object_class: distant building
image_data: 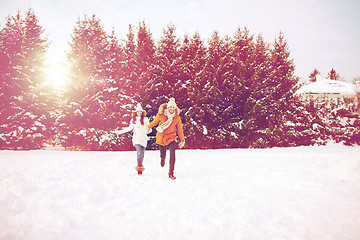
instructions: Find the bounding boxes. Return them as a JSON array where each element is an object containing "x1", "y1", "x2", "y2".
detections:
[
  {"x1": 296, "y1": 75, "x2": 358, "y2": 105},
  {"x1": 355, "y1": 80, "x2": 360, "y2": 98}
]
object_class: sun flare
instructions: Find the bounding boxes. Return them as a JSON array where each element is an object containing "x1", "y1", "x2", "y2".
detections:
[
  {"x1": 45, "y1": 46, "x2": 69, "y2": 88},
  {"x1": 45, "y1": 62, "x2": 69, "y2": 88}
]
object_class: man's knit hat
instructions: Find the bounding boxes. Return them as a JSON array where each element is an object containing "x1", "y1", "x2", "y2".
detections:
[{"x1": 167, "y1": 98, "x2": 177, "y2": 108}]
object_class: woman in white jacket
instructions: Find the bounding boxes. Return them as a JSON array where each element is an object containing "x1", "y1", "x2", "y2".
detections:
[{"x1": 119, "y1": 103, "x2": 150, "y2": 175}]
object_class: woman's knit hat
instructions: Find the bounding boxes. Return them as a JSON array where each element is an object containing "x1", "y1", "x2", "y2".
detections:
[
  {"x1": 134, "y1": 103, "x2": 144, "y2": 112},
  {"x1": 167, "y1": 98, "x2": 177, "y2": 108}
]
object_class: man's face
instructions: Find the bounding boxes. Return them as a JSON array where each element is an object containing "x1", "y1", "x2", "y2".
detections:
[{"x1": 168, "y1": 106, "x2": 176, "y2": 114}]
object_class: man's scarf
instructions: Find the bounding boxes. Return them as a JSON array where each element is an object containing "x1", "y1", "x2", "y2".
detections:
[{"x1": 156, "y1": 108, "x2": 176, "y2": 133}]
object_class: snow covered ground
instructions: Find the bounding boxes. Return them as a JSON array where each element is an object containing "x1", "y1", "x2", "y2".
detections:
[{"x1": 1, "y1": 145, "x2": 360, "y2": 240}]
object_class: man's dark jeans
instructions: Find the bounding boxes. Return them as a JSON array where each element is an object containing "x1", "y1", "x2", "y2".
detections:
[{"x1": 159, "y1": 141, "x2": 176, "y2": 175}]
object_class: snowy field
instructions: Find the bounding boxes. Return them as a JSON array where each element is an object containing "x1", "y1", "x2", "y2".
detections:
[{"x1": 1, "y1": 145, "x2": 360, "y2": 240}]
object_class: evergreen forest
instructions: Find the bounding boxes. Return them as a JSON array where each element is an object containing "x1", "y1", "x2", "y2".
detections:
[{"x1": 1, "y1": 10, "x2": 359, "y2": 150}]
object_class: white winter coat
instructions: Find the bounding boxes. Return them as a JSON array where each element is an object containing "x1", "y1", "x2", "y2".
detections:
[{"x1": 119, "y1": 117, "x2": 150, "y2": 148}]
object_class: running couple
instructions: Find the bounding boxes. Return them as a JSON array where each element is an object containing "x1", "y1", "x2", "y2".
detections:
[{"x1": 119, "y1": 98, "x2": 185, "y2": 180}]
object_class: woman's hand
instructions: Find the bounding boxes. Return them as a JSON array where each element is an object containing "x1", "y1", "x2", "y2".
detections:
[{"x1": 179, "y1": 141, "x2": 185, "y2": 148}]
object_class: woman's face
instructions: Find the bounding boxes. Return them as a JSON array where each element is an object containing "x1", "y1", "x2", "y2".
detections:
[{"x1": 136, "y1": 111, "x2": 142, "y2": 117}]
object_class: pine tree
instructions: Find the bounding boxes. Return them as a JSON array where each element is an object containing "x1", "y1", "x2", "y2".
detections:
[
  {"x1": 96, "y1": 29, "x2": 129, "y2": 129},
  {"x1": 66, "y1": 15, "x2": 109, "y2": 100},
  {"x1": 0, "y1": 12, "x2": 24, "y2": 149},
  {"x1": 261, "y1": 32, "x2": 300, "y2": 147},
  {"x1": 328, "y1": 68, "x2": 340, "y2": 80},
  {"x1": 121, "y1": 25, "x2": 138, "y2": 99},
  {"x1": 121, "y1": 22, "x2": 155, "y2": 102},
  {"x1": 309, "y1": 68, "x2": 320, "y2": 82},
  {"x1": 143, "y1": 23, "x2": 181, "y2": 117},
  {"x1": 135, "y1": 21, "x2": 156, "y2": 101},
  {"x1": 61, "y1": 14, "x2": 134, "y2": 150},
  {"x1": 179, "y1": 32, "x2": 207, "y2": 105},
  {"x1": 177, "y1": 32, "x2": 207, "y2": 148},
  {"x1": 196, "y1": 27, "x2": 257, "y2": 148},
  {"x1": 23, "y1": 9, "x2": 54, "y2": 146},
  {"x1": 241, "y1": 34, "x2": 271, "y2": 147},
  {"x1": 225, "y1": 27, "x2": 257, "y2": 147},
  {"x1": 189, "y1": 32, "x2": 235, "y2": 148},
  {"x1": 0, "y1": 9, "x2": 50, "y2": 149}
]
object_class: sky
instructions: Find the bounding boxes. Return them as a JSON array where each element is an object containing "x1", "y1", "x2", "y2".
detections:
[{"x1": 1, "y1": 0, "x2": 360, "y2": 82}]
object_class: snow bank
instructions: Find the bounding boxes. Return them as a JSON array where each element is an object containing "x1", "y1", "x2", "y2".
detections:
[
  {"x1": 1, "y1": 145, "x2": 360, "y2": 240},
  {"x1": 331, "y1": 158, "x2": 360, "y2": 180}
]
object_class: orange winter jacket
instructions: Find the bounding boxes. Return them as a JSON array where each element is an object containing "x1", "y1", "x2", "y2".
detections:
[{"x1": 148, "y1": 103, "x2": 185, "y2": 146}]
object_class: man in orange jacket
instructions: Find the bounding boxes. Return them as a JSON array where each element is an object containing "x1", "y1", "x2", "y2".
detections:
[{"x1": 147, "y1": 98, "x2": 185, "y2": 180}]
